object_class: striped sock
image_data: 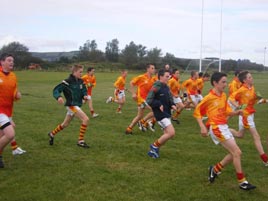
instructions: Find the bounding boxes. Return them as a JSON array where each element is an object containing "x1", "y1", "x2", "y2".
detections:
[
  {"x1": 51, "y1": 125, "x2": 63, "y2": 136},
  {"x1": 11, "y1": 141, "x2": 18, "y2": 151},
  {"x1": 237, "y1": 172, "x2": 246, "y2": 183},
  {"x1": 78, "y1": 124, "x2": 87, "y2": 142},
  {"x1": 153, "y1": 140, "x2": 161, "y2": 148},
  {"x1": 213, "y1": 162, "x2": 223, "y2": 174}
]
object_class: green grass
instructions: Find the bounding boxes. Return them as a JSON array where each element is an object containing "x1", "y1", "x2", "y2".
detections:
[{"x1": 1, "y1": 71, "x2": 268, "y2": 201}]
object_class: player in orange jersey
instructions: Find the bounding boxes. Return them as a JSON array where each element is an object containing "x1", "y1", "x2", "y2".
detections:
[
  {"x1": 125, "y1": 63, "x2": 156, "y2": 134},
  {"x1": 228, "y1": 70, "x2": 242, "y2": 96},
  {"x1": 0, "y1": 53, "x2": 26, "y2": 168},
  {"x1": 106, "y1": 70, "x2": 128, "y2": 113},
  {"x1": 168, "y1": 68, "x2": 185, "y2": 124},
  {"x1": 0, "y1": 64, "x2": 26, "y2": 156},
  {"x1": 196, "y1": 72, "x2": 210, "y2": 97},
  {"x1": 228, "y1": 71, "x2": 268, "y2": 166},
  {"x1": 194, "y1": 72, "x2": 256, "y2": 190},
  {"x1": 182, "y1": 71, "x2": 201, "y2": 109},
  {"x1": 82, "y1": 67, "x2": 99, "y2": 118}
]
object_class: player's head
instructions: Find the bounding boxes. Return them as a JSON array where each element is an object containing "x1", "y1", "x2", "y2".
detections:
[
  {"x1": 172, "y1": 68, "x2": 180, "y2": 78},
  {"x1": 238, "y1": 70, "x2": 250, "y2": 83},
  {"x1": 210, "y1": 72, "x2": 227, "y2": 86},
  {"x1": 146, "y1": 63, "x2": 156, "y2": 75},
  {"x1": 158, "y1": 68, "x2": 170, "y2": 84},
  {"x1": 71, "y1": 64, "x2": 83, "y2": 78},
  {"x1": 0, "y1": 53, "x2": 14, "y2": 70}
]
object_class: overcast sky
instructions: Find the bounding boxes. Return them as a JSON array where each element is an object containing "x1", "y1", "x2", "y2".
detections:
[{"x1": 1, "y1": 0, "x2": 268, "y2": 65}]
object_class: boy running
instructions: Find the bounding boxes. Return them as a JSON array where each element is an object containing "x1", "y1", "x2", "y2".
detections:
[
  {"x1": 106, "y1": 70, "x2": 128, "y2": 113},
  {"x1": 228, "y1": 71, "x2": 268, "y2": 166},
  {"x1": 194, "y1": 72, "x2": 256, "y2": 190},
  {"x1": 82, "y1": 67, "x2": 99, "y2": 118},
  {"x1": 147, "y1": 69, "x2": 177, "y2": 158},
  {"x1": 48, "y1": 65, "x2": 90, "y2": 148}
]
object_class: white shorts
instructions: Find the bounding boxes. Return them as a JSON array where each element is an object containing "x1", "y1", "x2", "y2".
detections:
[
  {"x1": 86, "y1": 95, "x2": 92, "y2": 100},
  {"x1": 66, "y1": 106, "x2": 81, "y2": 116},
  {"x1": 117, "y1": 90, "x2": 125, "y2": 99},
  {"x1": 157, "y1": 118, "x2": 172, "y2": 129},
  {"x1": 239, "y1": 114, "x2": 255, "y2": 130},
  {"x1": 209, "y1": 124, "x2": 234, "y2": 145},
  {"x1": 190, "y1": 94, "x2": 203, "y2": 105},
  {"x1": 0, "y1": 114, "x2": 11, "y2": 129},
  {"x1": 173, "y1": 96, "x2": 182, "y2": 104}
]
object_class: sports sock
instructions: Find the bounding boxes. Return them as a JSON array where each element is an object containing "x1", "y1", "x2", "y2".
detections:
[
  {"x1": 260, "y1": 153, "x2": 268, "y2": 163},
  {"x1": 11, "y1": 141, "x2": 18, "y2": 151},
  {"x1": 236, "y1": 172, "x2": 246, "y2": 183},
  {"x1": 78, "y1": 124, "x2": 87, "y2": 141},
  {"x1": 153, "y1": 140, "x2": 161, "y2": 148},
  {"x1": 90, "y1": 110, "x2": 94, "y2": 115},
  {"x1": 172, "y1": 111, "x2": 181, "y2": 119},
  {"x1": 51, "y1": 125, "x2": 63, "y2": 136},
  {"x1": 213, "y1": 162, "x2": 223, "y2": 174}
]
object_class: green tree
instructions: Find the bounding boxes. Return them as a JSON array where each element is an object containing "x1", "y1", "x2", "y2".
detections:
[
  {"x1": 0, "y1": 41, "x2": 42, "y2": 69},
  {"x1": 120, "y1": 41, "x2": 139, "y2": 67},
  {"x1": 105, "y1": 39, "x2": 119, "y2": 62},
  {"x1": 146, "y1": 47, "x2": 162, "y2": 65}
]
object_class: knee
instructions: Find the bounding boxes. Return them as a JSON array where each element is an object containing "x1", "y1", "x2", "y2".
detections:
[
  {"x1": 234, "y1": 148, "x2": 242, "y2": 158},
  {"x1": 82, "y1": 117, "x2": 89, "y2": 125}
]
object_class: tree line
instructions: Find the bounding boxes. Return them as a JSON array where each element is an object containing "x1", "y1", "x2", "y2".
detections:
[{"x1": 0, "y1": 40, "x2": 266, "y2": 72}]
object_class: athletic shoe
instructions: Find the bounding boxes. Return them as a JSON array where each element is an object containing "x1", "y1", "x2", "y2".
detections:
[
  {"x1": 116, "y1": 110, "x2": 122, "y2": 114},
  {"x1": 208, "y1": 165, "x2": 217, "y2": 183},
  {"x1": 239, "y1": 181, "x2": 256, "y2": 190},
  {"x1": 263, "y1": 161, "x2": 268, "y2": 167},
  {"x1": 148, "y1": 144, "x2": 159, "y2": 158},
  {"x1": 92, "y1": 113, "x2": 99, "y2": 118},
  {"x1": 148, "y1": 121, "x2": 155, "y2": 132},
  {"x1": 12, "y1": 147, "x2": 26, "y2": 155},
  {"x1": 202, "y1": 117, "x2": 208, "y2": 121},
  {"x1": 106, "y1": 96, "x2": 113, "y2": 103},
  {"x1": 172, "y1": 118, "x2": 180, "y2": 124},
  {"x1": 48, "y1": 133, "x2": 54, "y2": 145},
  {"x1": 125, "y1": 127, "x2": 133, "y2": 135},
  {"x1": 77, "y1": 141, "x2": 90, "y2": 148},
  {"x1": 137, "y1": 121, "x2": 147, "y2": 132},
  {"x1": 0, "y1": 156, "x2": 4, "y2": 168}
]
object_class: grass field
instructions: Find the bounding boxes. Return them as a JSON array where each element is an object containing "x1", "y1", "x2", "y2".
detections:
[{"x1": 1, "y1": 70, "x2": 268, "y2": 201}]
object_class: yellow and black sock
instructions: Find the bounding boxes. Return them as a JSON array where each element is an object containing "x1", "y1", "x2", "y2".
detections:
[
  {"x1": 78, "y1": 124, "x2": 87, "y2": 142},
  {"x1": 51, "y1": 125, "x2": 63, "y2": 136}
]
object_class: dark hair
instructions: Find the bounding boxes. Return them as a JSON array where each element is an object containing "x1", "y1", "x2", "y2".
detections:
[
  {"x1": 203, "y1": 72, "x2": 210, "y2": 78},
  {"x1": 158, "y1": 68, "x2": 170, "y2": 79},
  {"x1": 235, "y1": 69, "x2": 242, "y2": 76},
  {"x1": 172, "y1": 68, "x2": 178, "y2": 74},
  {"x1": 87, "y1": 67, "x2": 94, "y2": 72},
  {"x1": 210, "y1": 72, "x2": 227, "y2": 86},
  {"x1": 0, "y1": 53, "x2": 14, "y2": 61},
  {"x1": 238, "y1": 70, "x2": 249, "y2": 83},
  {"x1": 198, "y1": 72, "x2": 204, "y2": 77},
  {"x1": 146, "y1": 63, "x2": 155, "y2": 69}
]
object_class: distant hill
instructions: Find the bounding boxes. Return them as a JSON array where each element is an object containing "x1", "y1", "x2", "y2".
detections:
[{"x1": 31, "y1": 51, "x2": 79, "y2": 62}]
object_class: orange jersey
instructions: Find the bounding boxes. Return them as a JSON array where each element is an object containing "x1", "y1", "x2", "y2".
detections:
[
  {"x1": 196, "y1": 78, "x2": 205, "y2": 93},
  {"x1": 228, "y1": 77, "x2": 241, "y2": 95},
  {"x1": 182, "y1": 78, "x2": 198, "y2": 95},
  {"x1": 131, "y1": 73, "x2": 155, "y2": 104},
  {"x1": 229, "y1": 84, "x2": 257, "y2": 114},
  {"x1": 82, "y1": 74, "x2": 96, "y2": 95},
  {"x1": 194, "y1": 89, "x2": 232, "y2": 126},
  {"x1": 168, "y1": 76, "x2": 181, "y2": 97},
  {"x1": 114, "y1": 76, "x2": 126, "y2": 90},
  {"x1": 0, "y1": 70, "x2": 18, "y2": 117}
]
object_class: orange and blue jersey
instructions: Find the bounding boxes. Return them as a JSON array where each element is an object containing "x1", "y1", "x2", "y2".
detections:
[
  {"x1": 82, "y1": 74, "x2": 96, "y2": 96},
  {"x1": 168, "y1": 76, "x2": 181, "y2": 97},
  {"x1": 194, "y1": 89, "x2": 232, "y2": 126},
  {"x1": 131, "y1": 73, "x2": 155, "y2": 105},
  {"x1": 228, "y1": 84, "x2": 257, "y2": 115},
  {"x1": 0, "y1": 67, "x2": 18, "y2": 117},
  {"x1": 182, "y1": 78, "x2": 199, "y2": 95}
]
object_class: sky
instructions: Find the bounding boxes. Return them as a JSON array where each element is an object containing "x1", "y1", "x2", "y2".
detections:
[{"x1": 1, "y1": 0, "x2": 268, "y2": 65}]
